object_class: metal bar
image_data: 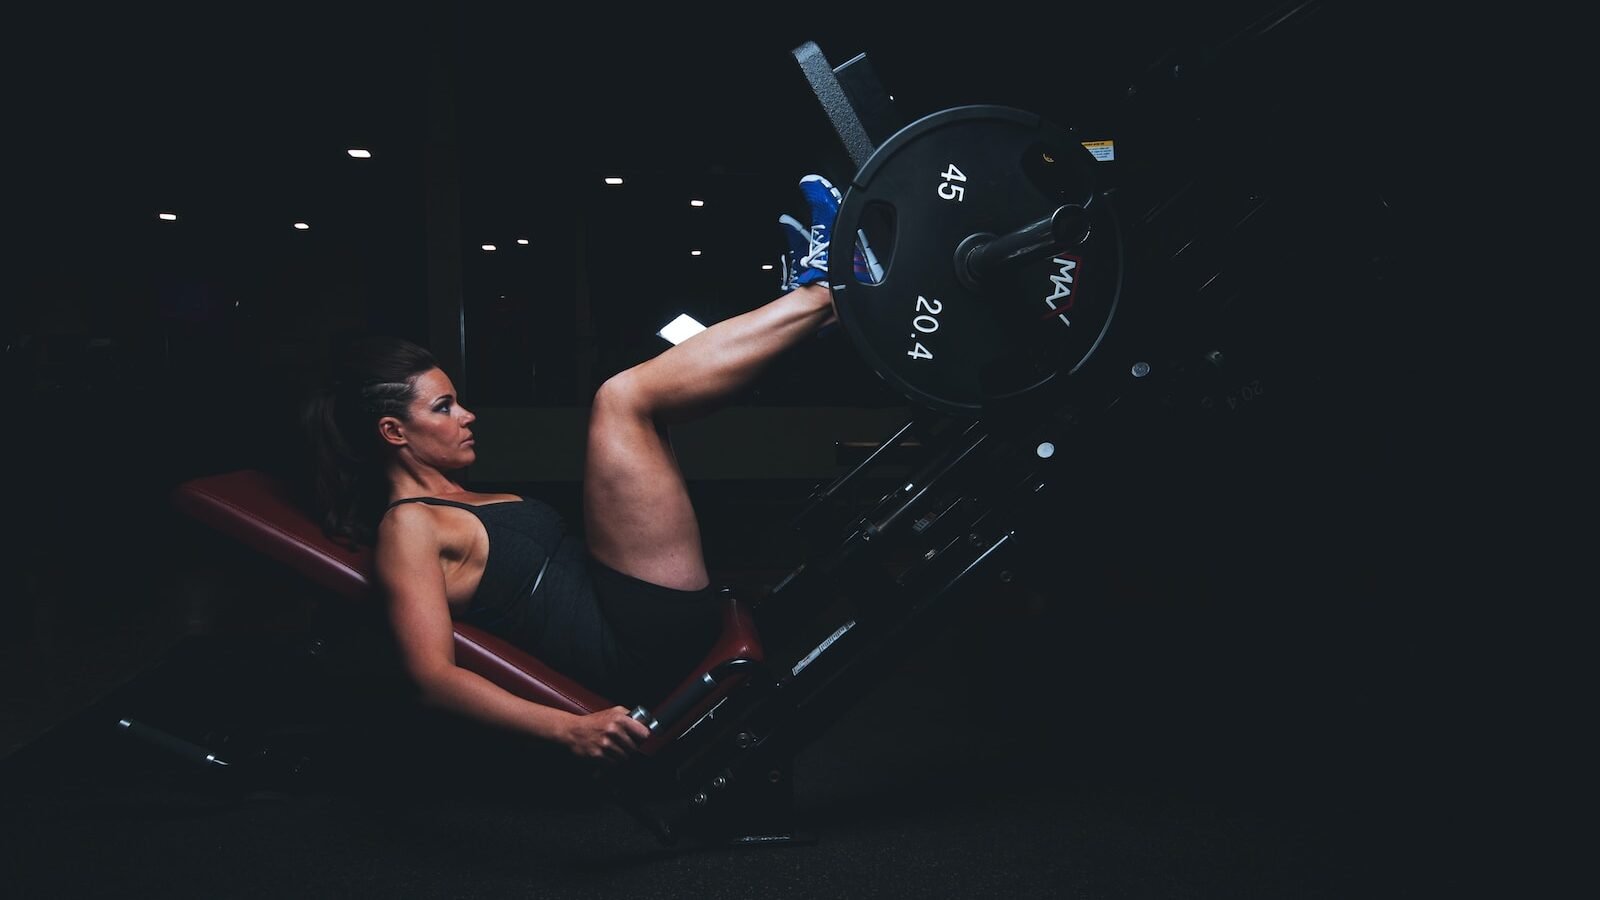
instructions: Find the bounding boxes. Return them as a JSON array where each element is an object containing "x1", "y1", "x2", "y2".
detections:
[{"x1": 791, "y1": 41, "x2": 877, "y2": 171}]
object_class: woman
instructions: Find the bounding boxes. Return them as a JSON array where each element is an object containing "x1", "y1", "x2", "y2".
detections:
[{"x1": 302, "y1": 175, "x2": 865, "y2": 765}]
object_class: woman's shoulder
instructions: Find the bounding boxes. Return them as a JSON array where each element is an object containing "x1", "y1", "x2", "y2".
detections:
[
  {"x1": 376, "y1": 499, "x2": 447, "y2": 539},
  {"x1": 370, "y1": 502, "x2": 450, "y2": 577}
]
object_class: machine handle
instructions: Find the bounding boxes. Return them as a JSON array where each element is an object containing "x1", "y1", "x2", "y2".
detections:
[
  {"x1": 630, "y1": 658, "x2": 759, "y2": 734},
  {"x1": 117, "y1": 718, "x2": 230, "y2": 768}
]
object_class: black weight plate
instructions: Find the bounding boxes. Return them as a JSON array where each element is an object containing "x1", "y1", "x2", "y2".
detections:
[{"x1": 831, "y1": 105, "x2": 1123, "y2": 417}]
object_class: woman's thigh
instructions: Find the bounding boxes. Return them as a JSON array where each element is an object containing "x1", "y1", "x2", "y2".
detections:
[{"x1": 581, "y1": 371, "x2": 710, "y2": 592}]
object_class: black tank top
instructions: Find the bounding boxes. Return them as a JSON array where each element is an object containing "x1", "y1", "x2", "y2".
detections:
[{"x1": 384, "y1": 496, "x2": 621, "y2": 695}]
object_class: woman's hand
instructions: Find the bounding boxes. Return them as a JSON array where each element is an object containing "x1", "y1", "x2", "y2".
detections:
[{"x1": 562, "y1": 706, "x2": 652, "y2": 764}]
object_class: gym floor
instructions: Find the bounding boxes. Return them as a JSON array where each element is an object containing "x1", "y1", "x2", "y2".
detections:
[{"x1": 0, "y1": 575, "x2": 1466, "y2": 899}]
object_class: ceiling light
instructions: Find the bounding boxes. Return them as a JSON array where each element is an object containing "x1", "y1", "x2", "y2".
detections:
[
  {"x1": 690, "y1": 199, "x2": 705, "y2": 207},
  {"x1": 347, "y1": 148, "x2": 372, "y2": 158},
  {"x1": 690, "y1": 249, "x2": 702, "y2": 256},
  {"x1": 158, "y1": 212, "x2": 177, "y2": 221},
  {"x1": 293, "y1": 222, "x2": 310, "y2": 230},
  {"x1": 516, "y1": 238, "x2": 529, "y2": 245},
  {"x1": 761, "y1": 263, "x2": 773, "y2": 270},
  {"x1": 482, "y1": 244, "x2": 497, "y2": 251},
  {"x1": 604, "y1": 177, "x2": 623, "y2": 185}
]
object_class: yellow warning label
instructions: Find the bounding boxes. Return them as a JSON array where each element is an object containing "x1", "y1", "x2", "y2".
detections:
[{"x1": 1081, "y1": 140, "x2": 1115, "y2": 162}]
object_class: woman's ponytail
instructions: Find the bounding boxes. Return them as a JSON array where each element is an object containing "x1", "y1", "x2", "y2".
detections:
[{"x1": 300, "y1": 336, "x2": 438, "y2": 546}]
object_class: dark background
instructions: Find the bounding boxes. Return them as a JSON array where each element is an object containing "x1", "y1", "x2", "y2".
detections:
[
  {"x1": 6, "y1": 0, "x2": 1464, "y2": 494},
  {"x1": 3, "y1": 1, "x2": 1526, "y2": 895}
]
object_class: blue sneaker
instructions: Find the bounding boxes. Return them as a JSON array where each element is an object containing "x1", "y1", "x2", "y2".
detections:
[
  {"x1": 796, "y1": 174, "x2": 884, "y2": 286},
  {"x1": 778, "y1": 213, "x2": 810, "y2": 292},
  {"x1": 796, "y1": 174, "x2": 837, "y2": 286}
]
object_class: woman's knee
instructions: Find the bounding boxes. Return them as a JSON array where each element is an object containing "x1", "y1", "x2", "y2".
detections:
[
  {"x1": 593, "y1": 369, "x2": 649, "y2": 420},
  {"x1": 590, "y1": 370, "x2": 669, "y2": 447}
]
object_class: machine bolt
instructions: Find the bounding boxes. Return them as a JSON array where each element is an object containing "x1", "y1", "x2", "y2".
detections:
[
  {"x1": 735, "y1": 732, "x2": 756, "y2": 749},
  {"x1": 712, "y1": 775, "x2": 728, "y2": 789},
  {"x1": 1132, "y1": 361, "x2": 1150, "y2": 378},
  {"x1": 693, "y1": 792, "x2": 708, "y2": 806}
]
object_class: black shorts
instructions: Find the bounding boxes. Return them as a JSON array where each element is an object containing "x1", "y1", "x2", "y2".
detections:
[{"x1": 588, "y1": 556, "x2": 723, "y2": 709}]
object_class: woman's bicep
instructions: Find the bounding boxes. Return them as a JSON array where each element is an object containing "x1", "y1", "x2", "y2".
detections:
[{"x1": 374, "y1": 513, "x2": 456, "y2": 679}]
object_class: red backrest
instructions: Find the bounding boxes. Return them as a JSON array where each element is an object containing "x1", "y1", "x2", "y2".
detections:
[{"x1": 172, "y1": 469, "x2": 370, "y2": 600}]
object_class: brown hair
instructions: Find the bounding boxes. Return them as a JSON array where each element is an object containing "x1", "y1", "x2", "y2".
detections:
[{"x1": 301, "y1": 335, "x2": 438, "y2": 546}]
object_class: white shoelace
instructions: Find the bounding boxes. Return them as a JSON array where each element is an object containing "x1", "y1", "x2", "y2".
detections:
[{"x1": 802, "y1": 224, "x2": 829, "y2": 269}]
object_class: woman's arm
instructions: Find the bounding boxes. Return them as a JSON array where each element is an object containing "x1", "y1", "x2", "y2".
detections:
[{"x1": 374, "y1": 505, "x2": 649, "y2": 763}]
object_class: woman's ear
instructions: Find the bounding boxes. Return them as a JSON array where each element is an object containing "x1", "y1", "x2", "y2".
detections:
[{"x1": 377, "y1": 416, "x2": 407, "y2": 448}]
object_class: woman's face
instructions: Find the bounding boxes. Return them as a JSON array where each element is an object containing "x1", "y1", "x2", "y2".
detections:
[{"x1": 385, "y1": 367, "x2": 476, "y2": 470}]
